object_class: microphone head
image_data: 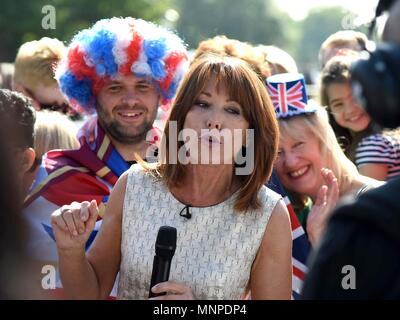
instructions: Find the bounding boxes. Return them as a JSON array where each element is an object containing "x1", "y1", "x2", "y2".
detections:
[{"x1": 155, "y1": 226, "x2": 177, "y2": 258}]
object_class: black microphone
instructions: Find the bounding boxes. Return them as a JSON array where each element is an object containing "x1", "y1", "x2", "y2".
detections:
[
  {"x1": 148, "y1": 226, "x2": 177, "y2": 298},
  {"x1": 179, "y1": 205, "x2": 192, "y2": 219}
]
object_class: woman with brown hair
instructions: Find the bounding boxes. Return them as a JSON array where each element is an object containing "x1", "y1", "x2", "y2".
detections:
[{"x1": 50, "y1": 54, "x2": 292, "y2": 300}]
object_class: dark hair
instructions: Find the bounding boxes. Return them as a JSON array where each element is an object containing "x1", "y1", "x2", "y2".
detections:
[
  {"x1": 0, "y1": 89, "x2": 36, "y2": 149},
  {"x1": 320, "y1": 56, "x2": 374, "y2": 160},
  {"x1": 0, "y1": 124, "x2": 31, "y2": 298},
  {"x1": 0, "y1": 91, "x2": 42, "y2": 298},
  {"x1": 369, "y1": 0, "x2": 398, "y2": 37}
]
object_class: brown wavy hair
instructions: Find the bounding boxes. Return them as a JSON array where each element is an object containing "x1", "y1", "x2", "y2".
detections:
[
  {"x1": 193, "y1": 35, "x2": 271, "y2": 81},
  {"x1": 142, "y1": 54, "x2": 279, "y2": 212}
]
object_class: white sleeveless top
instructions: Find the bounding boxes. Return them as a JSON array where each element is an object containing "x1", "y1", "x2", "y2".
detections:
[{"x1": 117, "y1": 164, "x2": 281, "y2": 300}]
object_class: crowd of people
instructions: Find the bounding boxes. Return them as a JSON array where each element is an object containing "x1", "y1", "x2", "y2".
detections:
[{"x1": 1, "y1": 0, "x2": 400, "y2": 300}]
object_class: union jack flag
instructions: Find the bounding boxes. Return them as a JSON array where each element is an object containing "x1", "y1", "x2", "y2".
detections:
[
  {"x1": 266, "y1": 75, "x2": 309, "y2": 119},
  {"x1": 267, "y1": 171, "x2": 311, "y2": 299}
]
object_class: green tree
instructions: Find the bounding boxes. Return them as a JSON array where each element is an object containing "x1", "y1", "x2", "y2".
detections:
[
  {"x1": 174, "y1": 0, "x2": 289, "y2": 50},
  {"x1": 0, "y1": 0, "x2": 172, "y2": 61},
  {"x1": 294, "y1": 6, "x2": 353, "y2": 66}
]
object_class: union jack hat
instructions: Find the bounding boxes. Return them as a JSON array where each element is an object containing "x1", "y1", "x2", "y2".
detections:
[{"x1": 266, "y1": 73, "x2": 317, "y2": 119}]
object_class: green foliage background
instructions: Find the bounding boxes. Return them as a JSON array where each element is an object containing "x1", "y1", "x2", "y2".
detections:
[{"x1": 0, "y1": 0, "x2": 366, "y2": 75}]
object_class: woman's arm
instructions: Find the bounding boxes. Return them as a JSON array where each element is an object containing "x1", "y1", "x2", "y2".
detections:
[
  {"x1": 52, "y1": 172, "x2": 128, "y2": 299},
  {"x1": 355, "y1": 133, "x2": 392, "y2": 181},
  {"x1": 358, "y1": 163, "x2": 388, "y2": 181},
  {"x1": 250, "y1": 199, "x2": 292, "y2": 300}
]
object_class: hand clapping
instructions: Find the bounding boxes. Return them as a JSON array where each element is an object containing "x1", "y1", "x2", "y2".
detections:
[{"x1": 306, "y1": 168, "x2": 339, "y2": 247}]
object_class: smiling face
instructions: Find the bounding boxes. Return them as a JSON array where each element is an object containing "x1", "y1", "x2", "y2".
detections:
[
  {"x1": 275, "y1": 117, "x2": 326, "y2": 199},
  {"x1": 96, "y1": 74, "x2": 160, "y2": 144},
  {"x1": 327, "y1": 82, "x2": 371, "y2": 133},
  {"x1": 183, "y1": 77, "x2": 249, "y2": 164}
]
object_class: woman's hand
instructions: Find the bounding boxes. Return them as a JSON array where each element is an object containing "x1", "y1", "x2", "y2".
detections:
[
  {"x1": 51, "y1": 200, "x2": 99, "y2": 252},
  {"x1": 307, "y1": 168, "x2": 339, "y2": 247},
  {"x1": 149, "y1": 281, "x2": 195, "y2": 300}
]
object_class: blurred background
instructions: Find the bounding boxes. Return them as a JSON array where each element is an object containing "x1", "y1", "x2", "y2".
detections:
[{"x1": 0, "y1": 0, "x2": 380, "y2": 84}]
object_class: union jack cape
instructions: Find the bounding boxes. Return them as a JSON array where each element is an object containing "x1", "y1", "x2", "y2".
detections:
[{"x1": 267, "y1": 171, "x2": 311, "y2": 299}]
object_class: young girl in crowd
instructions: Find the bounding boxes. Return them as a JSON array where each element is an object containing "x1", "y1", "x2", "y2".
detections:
[
  {"x1": 268, "y1": 73, "x2": 383, "y2": 246},
  {"x1": 320, "y1": 55, "x2": 400, "y2": 181}
]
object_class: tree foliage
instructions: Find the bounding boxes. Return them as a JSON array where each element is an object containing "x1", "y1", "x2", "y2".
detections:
[
  {"x1": 0, "y1": 0, "x2": 172, "y2": 61},
  {"x1": 174, "y1": 0, "x2": 288, "y2": 50},
  {"x1": 0, "y1": 0, "x2": 367, "y2": 75},
  {"x1": 294, "y1": 6, "x2": 352, "y2": 66}
]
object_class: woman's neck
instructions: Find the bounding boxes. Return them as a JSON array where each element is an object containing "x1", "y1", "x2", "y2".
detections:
[{"x1": 171, "y1": 164, "x2": 240, "y2": 207}]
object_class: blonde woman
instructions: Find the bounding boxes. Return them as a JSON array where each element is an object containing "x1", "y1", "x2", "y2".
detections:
[
  {"x1": 34, "y1": 110, "x2": 80, "y2": 159},
  {"x1": 24, "y1": 111, "x2": 79, "y2": 197},
  {"x1": 268, "y1": 73, "x2": 383, "y2": 246}
]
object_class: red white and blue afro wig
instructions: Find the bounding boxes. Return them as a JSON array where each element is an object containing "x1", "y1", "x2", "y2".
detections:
[{"x1": 55, "y1": 17, "x2": 189, "y2": 114}]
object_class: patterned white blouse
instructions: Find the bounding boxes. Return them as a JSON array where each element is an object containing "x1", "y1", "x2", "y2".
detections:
[{"x1": 117, "y1": 164, "x2": 281, "y2": 299}]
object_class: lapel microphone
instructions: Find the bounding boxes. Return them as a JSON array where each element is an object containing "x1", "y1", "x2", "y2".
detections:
[{"x1": 179, "y1": 204, "x2": 192, "y2": 219}]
